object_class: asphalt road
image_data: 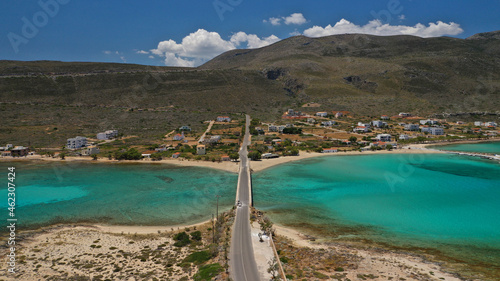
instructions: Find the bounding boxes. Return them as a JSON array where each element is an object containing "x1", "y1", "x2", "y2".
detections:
[{"x1": 229, "y1": 115, "x2": 260, "y2": 281}]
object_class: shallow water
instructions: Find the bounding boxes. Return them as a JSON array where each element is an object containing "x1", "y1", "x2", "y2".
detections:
[
  {"x1": 430, "y1": 140, "x2": 500, "y2": 154},
  {"x1": 253, "y1": 153, "x2": 500, "y2": 277},
  {"x1": 0, "y1": 161, "x2": 237, "y2": 229}
]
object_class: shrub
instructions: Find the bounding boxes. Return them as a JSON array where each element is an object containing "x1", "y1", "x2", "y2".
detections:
[
  {"x1": 193, "y1": 263, "x2": 222, "y2": 281},
  {"x1": 183, "y1": 251, "x2": 211, "y2": 265},
  {"x1": 173, "y1": 232, "x2": 190, "y2": 247}
]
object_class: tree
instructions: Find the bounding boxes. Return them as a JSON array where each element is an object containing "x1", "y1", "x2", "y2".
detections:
[
  {"x1": 248, "y1": 151, "x2": 261, "y2": 161},
  {"x1": 90, "y1": 154, "x2": 98, "y2": 160},
  {"x1": 348, "y1": 136, "x2": 358, "y2": 143},
  {"x1": 151, "y1": 153, "x2": 163, "y2": 161},
  {"x1": 289, "y1": 147, "x2": 299, "y2": 156},
  {"x1": 229, "y1": 152, "x2": 239, "y2": 161},
  {"x1": 59, "y1": 153, "x2": 66, "y2": 160},
  {"x1": 386, "y1": 144, "x2": 393, "y2": 150}
]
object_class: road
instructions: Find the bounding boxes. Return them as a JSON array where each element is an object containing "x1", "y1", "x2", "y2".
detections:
[{"x1": 229, "y1": 115, "x2": 260, "y2": 281}]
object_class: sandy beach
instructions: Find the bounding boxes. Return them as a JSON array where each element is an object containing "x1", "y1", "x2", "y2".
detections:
[{"x1": 1, "y1": 145, "x2": 446, "y2": 174}]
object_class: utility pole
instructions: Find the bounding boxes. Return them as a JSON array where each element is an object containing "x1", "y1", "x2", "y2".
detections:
[
  {"x1": 212, "y1": 213, "x2": 215, "y2": 243},
  {"x1": 215, "y1": 194, "x2": 221, "y2": 220}
]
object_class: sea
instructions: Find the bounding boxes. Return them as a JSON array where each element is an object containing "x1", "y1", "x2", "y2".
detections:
[
  {"x1": 1, "y1": 144, "x2": 499, "y2": 278},
  {"x1": 429, "y1": 140, "x2": 500, "y2": 154},
  {"x1": 0, "y1": 162, "x2": 237, "y2": 229},
  {"x1": 252, "y1": 152, "x2": 500, "y2": 279}
]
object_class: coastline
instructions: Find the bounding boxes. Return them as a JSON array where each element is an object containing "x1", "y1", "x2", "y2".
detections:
[{"x1": 1, "y1": 146, "x2": 444, "y2": 174}]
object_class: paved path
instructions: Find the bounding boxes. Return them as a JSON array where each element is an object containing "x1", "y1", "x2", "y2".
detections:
[{"x1": 229, "y1": 115, "x2": 260, "y2": 281}]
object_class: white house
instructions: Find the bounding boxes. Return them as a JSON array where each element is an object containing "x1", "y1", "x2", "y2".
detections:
[
  {"x1": 321, "y1": 120, "x2": 335, "y2": 127},
  {"x1": 268, "y1": 125, "x2": 278, "y2": 132},
  {"x1": 399, "y1": 112, "x2": 411, "y2": 117},
  {"x1": 375, "y1": 134, "x2": 392, "y2": 142},
  {"x1": 206, "y1": 135, "x2": 221, "y2": 143},
  {"x1": 179, "y1": 126, "x2": 191, "y2": 131},
  {"x1": 82, "y1": 146, "x2": 99, "y2": 156},
  {"x1": 358, "y1": 122, "x2": 371, "y2": 129},
  {"x1": 216, "y1": 116, "x2": 231, "y2": 122},
  {"x1": 404, "y1": 124, "x2": 420, "y2": 131},
  {"x1": 380, "y1": 115, "x2": 390, "y2": 120},
  {"x1": 353, "y1": 126, "x2": 368, "y2": 133},
  {"x1": 322, "y1": 148, "x2": 338, "y2": 153},
  {"x1": 335, "y1": 112, "x2": 343, "y2": 118},
  {"x1": 429, "y1": 127, "x2": 445, "y2": 135},
  {"x1": 474, "y1": 121, "x2": 483, "y2": 126},
  {"x1": 97, "y1": 130, "x2": 118, "y2": 140},
  {"x1": 399, "y1": 134, "x2": 410, "y2": 141},
  {"x1": 67, "y1": 136, "x2": 87, "y2": 149},
  {"x1": 485, "y1": 122, "x2": 497, "y2": 127},
  {"x1": 421, "y1": 127, "x2": 431, "y2": 133},
  {"x1": 173, "y1": 132, "x2": 185, "y2": 141},
  {"x1": 307, "y1": 118, "x2": 316, "y2": 124},
  {"x1": 420, "y1": 119, "x2": 438, "y2": 125},
  {"x1": 371, "y1": 120, "x2": 387, "y2": 128},
  {"x1": 316, "y1": 112, "x2": 328, "y2": 117}
]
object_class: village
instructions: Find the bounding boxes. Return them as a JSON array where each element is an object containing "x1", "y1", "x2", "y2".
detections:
[{"x1": 0, "y1": 109, "x2": 498, "y2": 162}]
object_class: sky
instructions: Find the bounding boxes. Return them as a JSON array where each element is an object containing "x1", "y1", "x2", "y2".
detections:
[{"x1": 1, "y1": 0, "x2": 499, "y2": 67}]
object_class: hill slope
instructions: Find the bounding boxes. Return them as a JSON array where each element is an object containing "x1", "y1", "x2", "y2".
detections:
[{"x1": 201, "y1": 32, "x2": 500, "y2": 115}]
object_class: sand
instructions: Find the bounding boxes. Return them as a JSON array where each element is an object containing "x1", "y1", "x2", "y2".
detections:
[{"x1": 273, "y1": 225, "x2": 467, "y2": 281}]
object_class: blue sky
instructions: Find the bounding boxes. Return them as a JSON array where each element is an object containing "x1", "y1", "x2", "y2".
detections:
[{"x1": 1, "y1": 0, "x2": 499, "y2": 67}]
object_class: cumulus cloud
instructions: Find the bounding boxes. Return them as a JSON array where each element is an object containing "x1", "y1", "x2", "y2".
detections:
[
  {"x1": 303, "y1": 19, "x2": 463, "y2": 38},
  {"x1": 263, "y1": 17, "x2": 282, "y2": 26},
  {"x1": 150, "y1": 29, "x2": 280, "y2": 66},
  {"x1": 136, "y1": 50, "x2": 149, "y2": 54},
  {"x1": 284, "y1": 13, "x2": 307, "y2": 25},
  {"x1": 264, "y1": 13, "x2": 307, "y2": 26}
]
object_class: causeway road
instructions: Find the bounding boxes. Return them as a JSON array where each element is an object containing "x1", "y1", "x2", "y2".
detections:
[{"x1": 229, "y1": 115, "x2": 260, "y2": 281}]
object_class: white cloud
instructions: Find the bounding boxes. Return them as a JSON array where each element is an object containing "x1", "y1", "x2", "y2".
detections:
[
  {"x1": 303, "y1": 19, "x2": 463, "y2": 38},
  {"x1": 284, "y1": 13, "x2": 307, "y2": 25},
  {"x1": 103, "y1": 50, "x2": 112, "y2": 55},
  {"x1": 136, "y1": 50, "x2": 149, "y2": 54},
  {"x1": 230, "y1": 32, "x2": 280, "y2": 49},
  {"x1": 264, "y1": 13, "x2": 307, "y2": 26},
  {"x1": 150, "y1": 29, "x2": 280, "y2": 66},
  {"x1": 399, "y1": 14, "x2": 406, "y2": 20},
  {"x1": 264, "y1": 17, "x2": 282, "y2": 26}
]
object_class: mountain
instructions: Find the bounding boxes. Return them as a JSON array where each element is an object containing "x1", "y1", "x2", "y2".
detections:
[
  {"x1": 201, "y1": 32, "x2": 500, "y2": 116},
  {"x1": 1, "y1": 31, "x2": 499, "y2": 147}
]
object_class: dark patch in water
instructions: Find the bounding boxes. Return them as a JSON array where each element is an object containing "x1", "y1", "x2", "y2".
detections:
[
  {"x1": 156, "y1": 176, "x2": 174, "y2": 183},
  {"x1": 411, "y1": 161, "x2": 499, "y2": 180}
]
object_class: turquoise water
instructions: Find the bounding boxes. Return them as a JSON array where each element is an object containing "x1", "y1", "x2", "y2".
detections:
[
  {"x1": 253, "y1": 154, "x2": 500, "y2": 274},
  {"x1": 430, "y1": 140, "x2": 500, "y2": 154},
  {"x1": 0, "y1": 162, "x2": 237, "y2": 229}
]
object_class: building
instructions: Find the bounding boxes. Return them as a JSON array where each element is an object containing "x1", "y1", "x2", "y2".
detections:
[
  {"x1": 335, "y1": 112, "x2": 343, "y2": 118},
  {"x1": 216, "y1": 116, "x2": 231, "y2": 122},
  {"x1": 375, "y1": 134, "x2": 392, "y2": 142},
  {"x1": 82, "y1": 146, "x2": 100, "y2": 156},
  {"x1": 371, "y1": 120, "x2": 387, "y2": 128},
  {"x1": 322, "y1": 148, "x2": 338, "y2": 153},
  {"x1": 11, "y1": 146, "x2": 29, "y2": 157},
  {"x1": 399, "y1": 134, "x2": 410, "y2": 141},
  {"x1": 316, "y1": 112, "x2": 328, "y2": 117},
  {"x1": 353, "y1": 126, "x2": 368, "y2": 133},
  {"x1": 173, "y1": 132, "x2": 185, "y2": 141},
  {"x1": 97, "y1": 130, "x2": 118, "y2": 140},
  {"x1": 141, "y1": 150, "x2": 156, "y2": 158},
  {"x1": 67, "y1": 136, "x2": 87, "y2": 149},
  {"x1": 420, "y1": 119, "x2": 438, "y2": 125},
  {"x1": 196, "y1": 144, "x2": 206, "y2": 155},
  {"x1": 221, "y1": 155, "x2": 231, "y2": 161},
  {"x1": 485, "y1": 122, "x2": 497, "y2": 127},
  {"x1": 206, "y1": 135, "x2": 221, "y2": 144},
  {"x1": 172, "y1": 152, "x2": 181, "y2": 158},
  {"x1": 268, "y1": 125, "x2": 278, "y2": 132},
  {"x1": 381, "y1": 115, "x2": 390, "y2": 120},
  {"x1": 474, "y1": 121, "x2": 483, "y2": 126},
  {"x1": 307, "y1": 118, "x2": 316, "y2": 124},
  {"x1": 404, "y1": 124, "x2": 420, "y2": 131},
  {"x1": 429, "y1": 127, "x2": 445, "y2": 135},
  {"x1": 321, "y1": 120, "x2": 335, "y2": 127},
  {"x1": 179, "y1": 126, "x2": 191, "y2": 131},
  {"x1": 262, "y1": 153, "x2": 279, "y2": 159},
  {"x1": 358, "y1": 122, "x2": 371, "y2": 129},
  {"x1": 399, "y1": 112, "x2": 411, "y2": 117}
]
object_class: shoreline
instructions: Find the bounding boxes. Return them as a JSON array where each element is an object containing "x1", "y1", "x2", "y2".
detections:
[{"x1": 2, "y1": 138, "x2": 497, "y2": 173}]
